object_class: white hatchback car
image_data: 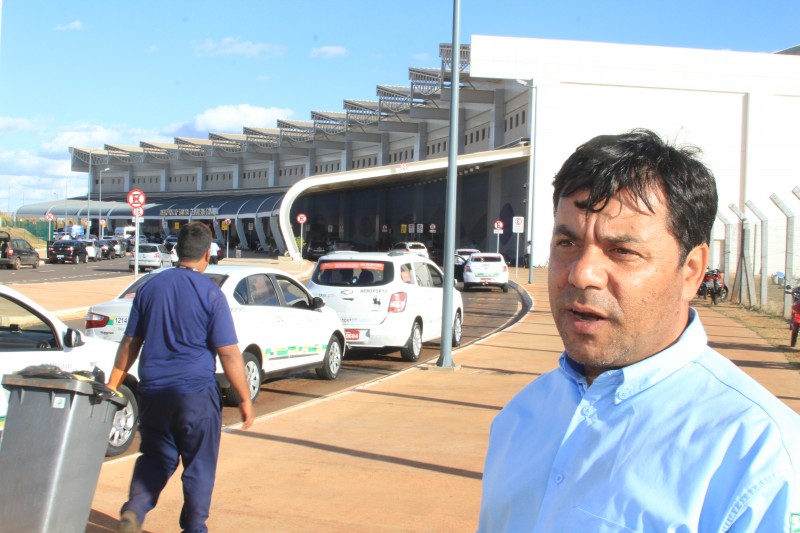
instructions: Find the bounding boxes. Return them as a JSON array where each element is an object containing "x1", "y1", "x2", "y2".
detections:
[
  {"x1": 129, "y1": 243, "x2": 172, "y2": 272},
  {"x1": 307, "y1": 251, "x2": 464, "y2": 362},
  {"x1": 0, "y1": 284, "x2": 139, "y2": 457},
  {"x1": 462, "y1": 252, "x2": 510, "y2": 292},
  {"x1": 85, "y1": 265, "x2": 346, "y2": 405},
  {"x1": 390, "y1": 241, "x2": 429, "y2": 259}
]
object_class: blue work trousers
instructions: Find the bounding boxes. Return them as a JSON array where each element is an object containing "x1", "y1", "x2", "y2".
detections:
[{"x1": 122, "y1": 386, "x2": 222, "y2": 533}]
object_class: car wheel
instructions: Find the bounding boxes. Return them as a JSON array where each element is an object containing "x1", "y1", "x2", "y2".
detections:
[
  {"x1": 502, "y1": 283, "x2": 509, "y2": 293},
  {"x1": 400, "y1": 321, "x2": 423, "y2": 362},
  {"x1": 106, "y1": 383, "x2": 139, "y2": 457},
  {"x1": 11, "y1": 258, "x2": 20, "y2": 270},
  {"x1": 316, "y1": 335, "x2": 343, "y2": 380},
  {"x1": 32, "y1": 258, "x2": 39, "y2": 269},
  {"x1": 74, "y1": 254, "x2": 81, "y2": 264},
  {"x1": 224, "y1": 351, "x2": 261, "y2": 407},
  {"x1": 452, "y1": 312, "x2": 463, "y2": 347}
]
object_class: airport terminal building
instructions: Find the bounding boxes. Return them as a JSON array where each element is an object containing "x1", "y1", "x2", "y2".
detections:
[{"x1": 17, "y1": 35, "x2": 800, "y2": 276}]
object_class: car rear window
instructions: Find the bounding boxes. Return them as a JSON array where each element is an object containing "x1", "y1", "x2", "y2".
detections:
[
  {"x1": 313, "y1": 260, "x2": 394, "y2": 287},
  {"x1": 471, "y1": 255, "x2": 503, "y2": 263},
  {"x1": 409, "y1": 244, "x2": 425, "y2": 250}
]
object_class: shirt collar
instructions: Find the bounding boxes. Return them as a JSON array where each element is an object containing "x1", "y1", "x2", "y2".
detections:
[{"x1": 559, "y1": 308, "x2": 708, "y2": 403}]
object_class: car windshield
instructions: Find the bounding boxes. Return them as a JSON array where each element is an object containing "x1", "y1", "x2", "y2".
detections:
[
  {"x1": 313, "y1": 260, "x2": 393, "y2": 287},
  {"x1": 119, "y1": 270, "x2": 227, "y2": 299}
]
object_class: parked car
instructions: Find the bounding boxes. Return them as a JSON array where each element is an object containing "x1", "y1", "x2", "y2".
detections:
[
  {"x1": 48, "y1": 240, "x2": 88, "y2": 264},
  {"x1": 454, "y1": 248, "x2": 480, "y2": 281},
  {"x1": 462, "y1": 252, "x2": 509, "y2": 292},
  {"x1": 83, "y1": 239, "x2": 100, "y2": 262},
  {"x1": 0, "y1": 232, "x2": 40, "y2": 270},
  {"x1": 0, "y1": 284, "x2": 139, "y2": 456},
  {"x1": 307, "y1": 251, "x2": 463, "y2": 362},
  {"x1": 163, "y1": 234, "x2": 178, "y2": 251},
  {"x1": 84, "y1": 265, "x2": 346, "y2": 405},
  {"x1": 95, "y1": 239, "x2": 113, "y2": 259},
  {"x1": 391, "y1": 241, "x2": 429, "y2": 259},
  {"x1": 304, "y1": 239, "x2": 328, "y2": 260},
  {"x1": 326, "y1": 239, "x2": 359, "y2": 254},
  {"x1": 129, "y1": 243, "x2": 173, "y2": 272},
  {"x1": 108, "y1": 239, "x2": 126, "y2": 258}
]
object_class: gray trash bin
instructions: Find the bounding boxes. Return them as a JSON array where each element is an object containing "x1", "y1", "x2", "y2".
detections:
[{"x1": 0, "y1": 374, "x2": 127, "y2": 533}]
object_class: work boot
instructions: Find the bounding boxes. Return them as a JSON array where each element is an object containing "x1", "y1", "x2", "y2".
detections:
[{"x1": 119, "y1": 509, "x2": 142, "y2": 533}]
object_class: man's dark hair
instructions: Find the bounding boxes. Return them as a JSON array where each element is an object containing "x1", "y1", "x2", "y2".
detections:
[
  {"x1": 551, "y1": 129, "x2": 718, "y2": 264},
  {"x1": 176, "y1": 222, "x2": 211, "y2": 261}
]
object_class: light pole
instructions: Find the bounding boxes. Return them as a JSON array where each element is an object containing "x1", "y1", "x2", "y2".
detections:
[
  {"x1": 99, "y1": 167, "x2": 110, "y2": 237},
  {"x1": 517, "y1": 79, "x2": 538, "y2": 285}
]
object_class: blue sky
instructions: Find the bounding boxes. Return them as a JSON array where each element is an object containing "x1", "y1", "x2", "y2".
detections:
[{"x1": 0, "y1": 0, "x2": 797, "y2": 213}]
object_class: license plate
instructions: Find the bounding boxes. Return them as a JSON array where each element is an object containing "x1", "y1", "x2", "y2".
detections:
[
  {"x1": 345, "y1": 329, "x2": 363, "y2": 342},
  {"x1": 57, "y1": 255, "x2": 64, "y2": 259}
]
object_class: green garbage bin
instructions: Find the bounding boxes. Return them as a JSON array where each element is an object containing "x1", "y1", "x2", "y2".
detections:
[{"x1": 0, "y1": 374, "x2": 127, "y2": 533}]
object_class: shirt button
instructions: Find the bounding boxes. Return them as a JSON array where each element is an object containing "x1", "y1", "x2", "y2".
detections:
[
  {"x1": 581, "y1": 405, "x2": 593, "y2": 416},
  {"x1": 616, "y1": 389, "x2": 629, "y2": 400},
  {"x1": 554, "y1": 473, "x2": 564, "y2": 484}
]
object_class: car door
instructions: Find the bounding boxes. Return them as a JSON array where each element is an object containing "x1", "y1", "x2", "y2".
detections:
[
  {"x1": 411, "y1": 260, "x2": 442, "y2": 341},
  {"x1": 0, "y1": 292, "x2": 104, "y2": 419},
  {"x1": 229, "y1": 274, "x2": 292, "y2": 374},
  {"x1": 271, "y1": 274, "x2": 329, "y2": 366}
]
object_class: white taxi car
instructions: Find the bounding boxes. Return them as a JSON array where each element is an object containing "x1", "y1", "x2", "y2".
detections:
[
  {"x1": 307, "y1": 251, "x2": 463, "y2": 362},
  {"x1": 0, "y1": 284, "x2": 138, "y2": 457},
  {"x1": 462, "y1": 252, "x2": 509, "y2": 292},
  {"x1": 85, "y1": 265, "x2": 346, "y2": 405}
]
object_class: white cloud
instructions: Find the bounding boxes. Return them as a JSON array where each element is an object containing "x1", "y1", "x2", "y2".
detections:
[
  {"x1": 56, "y1": 20, "x2": 83, "y2": 31},
  {"x1": 193, "y1": 104, "x2": 293, "y2": 132},
  {"x1": 311, "y1": 45, "x2": 347, "y2": 59},
  {"x1": 0, "y1": 117, "x2": 39, "y2": 133},
  {"x1": 195, "y1": 37, "x2": 286, "y2": 58},
  {"x1": 412, "y1": 52, "x2": 430, "y2": 62}
]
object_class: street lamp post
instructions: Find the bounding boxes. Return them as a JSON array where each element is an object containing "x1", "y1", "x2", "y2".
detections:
[
  {"x1": 517, "y1": 79, "x2": 538, "y2": 285},
  {"x1": 99, "y1": 167, "x2": 110, "y2": 237}
]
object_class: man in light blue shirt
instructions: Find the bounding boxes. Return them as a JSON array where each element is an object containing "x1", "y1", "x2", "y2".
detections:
[{"x1": 478, "y1": 130, "x2": 800, "y2": 532}]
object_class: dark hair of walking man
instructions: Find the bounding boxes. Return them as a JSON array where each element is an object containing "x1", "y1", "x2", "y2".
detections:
[
  {"x1": 108, "y1": 221, "x2": 254, "y2": 533},
  {"x1": 477, "y1": 129, "x2": 799, "y2": 532}
]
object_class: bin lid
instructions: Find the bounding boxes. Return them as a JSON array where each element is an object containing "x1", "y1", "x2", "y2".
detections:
[{"x1": 2, "y1": 375, "x2": 127, "y2": 407}]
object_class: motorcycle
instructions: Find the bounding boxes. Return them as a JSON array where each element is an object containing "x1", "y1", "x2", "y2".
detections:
[{"x1": 697, "y1": 269, "x2": 728, "y2": 305}]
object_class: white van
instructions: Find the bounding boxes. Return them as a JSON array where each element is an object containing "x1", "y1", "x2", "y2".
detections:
[
  {"x1": 307, "y1": 251, "x2": 464, "y2": 362},
  {"x1": 113, "y1": 225, "x2": 136, "y2": 239}
]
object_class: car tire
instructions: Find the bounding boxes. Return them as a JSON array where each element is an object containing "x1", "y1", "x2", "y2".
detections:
[
  {"x1": 502, "y1": 283, "x2": 509, "y2": 293},
  {"x1": 400, "y1": 321, "x2": 423, "y2": 362},
  {"x1": 74, "y1": 255, "x2": 81, "y2": 264},
  {"x1": 106, "y1": 383, "x2": 139, "y2": 457},
  {"x1": 11, "y1": 258, "x2": 20, "y2": 270},
  {"x1": 32, "y1": 258, "x2": 39, "y2": 269},
  {"x1": 452, "y1": 312, "x2": 463, "y2": 347},
  {"x1": 316, "y1": 335, "x2": 343, "y2": 380},
  {"x1": 224, "y1": 351, "x2": 261, "y2": 407}
]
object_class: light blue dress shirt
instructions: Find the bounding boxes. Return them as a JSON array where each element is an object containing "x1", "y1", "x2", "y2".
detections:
[{"x1": 478, "y1": 310, "x2": 800, "y2": 532}]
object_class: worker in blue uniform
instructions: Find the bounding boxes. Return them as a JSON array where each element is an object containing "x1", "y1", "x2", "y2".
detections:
[{"x1": 108, "y1": 221, "x2": 254, "y2": 533}]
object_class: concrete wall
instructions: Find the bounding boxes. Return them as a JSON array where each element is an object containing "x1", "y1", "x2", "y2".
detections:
[{"x1": 470, "y1": 35, "x2": 800, "y2": 274}]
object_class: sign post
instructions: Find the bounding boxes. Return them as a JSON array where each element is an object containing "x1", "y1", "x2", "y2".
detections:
[
  {"x1": 127, "y1": 189, "x2": 146, "y2": 278},
  {"x1": 296, "y1": 213, "x2": 307, "y2": 258},
  {"x1": 512, "y1": 216, "x2": 524, "y2": 278},
  {"x1": 223, "y1": 218, "x2": 231, "y2": 259},
  {"x1": 493, "y1": 220, "x2": 504, "y2": 253}
]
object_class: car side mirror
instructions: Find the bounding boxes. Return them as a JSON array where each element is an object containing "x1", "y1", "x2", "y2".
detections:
[
  {"x1": 64, "y1": 328, "x2": 85, "y2": 348},
  {"x1": 312, "y1": 296, "x2": 326, "y2": 310}
]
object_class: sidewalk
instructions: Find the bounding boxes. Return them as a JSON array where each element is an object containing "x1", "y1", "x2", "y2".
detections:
[{"x1": 11, "y1": 264, "x2": 800, "y2": 532}]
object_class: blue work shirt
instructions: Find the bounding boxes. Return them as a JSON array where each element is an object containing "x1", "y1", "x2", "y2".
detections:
[
  {"x1": 126, "y1": 267, "x2": 238, "y2": 396},
  {"x1": 478, "y1": 310, "x2": 800, "y2": 532}
]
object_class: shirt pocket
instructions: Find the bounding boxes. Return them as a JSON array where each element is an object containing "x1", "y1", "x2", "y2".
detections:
[{"x1": 563, "y1": 507, "x2": 642, "y2": 533}]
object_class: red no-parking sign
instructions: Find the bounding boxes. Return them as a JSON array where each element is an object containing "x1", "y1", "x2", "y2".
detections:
[
  {"x1": 45, "y1": 213, "x2": 54, "y2": 222},
  {"x1": 296, "y1": 213, "x2": 307, "y2": 224},
  {"x1": 127, "y1": 189, "x2": 146, "y2": 208}
]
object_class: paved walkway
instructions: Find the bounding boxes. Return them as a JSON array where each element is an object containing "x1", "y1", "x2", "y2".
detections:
[{"x1": 8, "y1": 262, "x2": 800, "y2": 532}]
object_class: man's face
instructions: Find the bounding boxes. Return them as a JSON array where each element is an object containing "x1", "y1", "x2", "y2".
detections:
[{"x1": 548, "y1": 188, "x2": 706, "y2": 381}]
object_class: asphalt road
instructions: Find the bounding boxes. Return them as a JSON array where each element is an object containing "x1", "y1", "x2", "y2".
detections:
[{"x1": 0, "y1": 255, "x2": 130, "y2": 284}]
